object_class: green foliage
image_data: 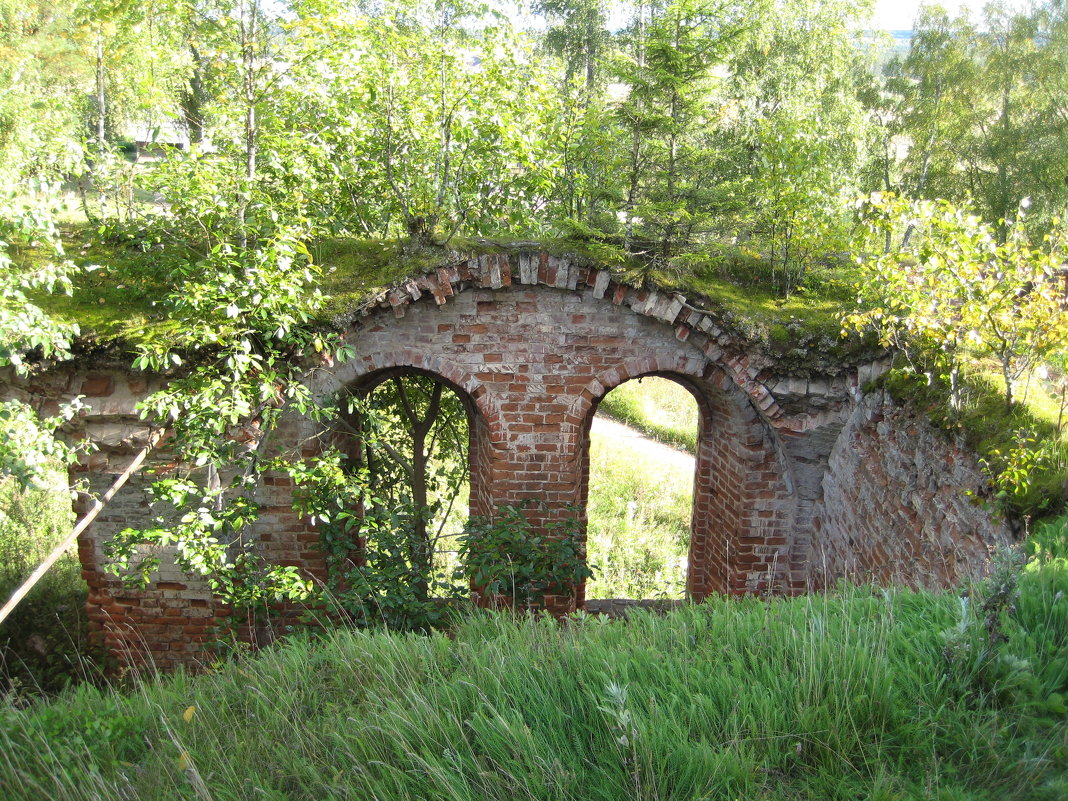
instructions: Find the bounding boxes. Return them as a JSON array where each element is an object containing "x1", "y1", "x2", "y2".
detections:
[
  {"x1": 885, "y1": 3, "x2": 1068, "y2": 236},
  {"x1": 725, "y1": 0, "x2": 871, "y2": 296},
  {"x1": 290, "y1": 375, "x2": 472, "y2": 631},
  {"x1": 283, "y1": 0, "x2": 560, "y2": 244},
  {"x1": 0, "y1": 187, "x2": 80, "y2": 374},
  {"x1": 0, "y1": 474, "x2": 93, "y2": 697},
  {"x1": 103, "y1": 223, "x2": 356, "y2": 608},
  {"x1": 848, "y1": 195, "x2": 1068, "y2": 412},
  {"x1": 2, "y1": 567, "x2": 1067, "y2": 800},
  {"x1": 982, "y1": 432, "x2": 1065, "y2": 522},
  {"x1": 610, "y1": 0, "x2": 752, "y2": 260},
  {"x1": 0, "y1": 185, "x2": 88, "y2": 487},
  {"x1": 1028, "y1": 512, "x2": 1068, "y2": 564},
  {"x1": 460, "y1": 504, "x2": 593, "y2": 609}
]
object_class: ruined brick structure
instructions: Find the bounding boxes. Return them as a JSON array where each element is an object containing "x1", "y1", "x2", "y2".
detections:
[{"x1": 2, "y1": 251, "x2": 1013, "y2": 670}]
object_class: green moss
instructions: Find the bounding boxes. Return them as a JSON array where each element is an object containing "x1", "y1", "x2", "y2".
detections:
[
  {"x1": 27, "y1": 227, "x2": 872, "y2": 371},
  {"x1": 19, "y1": 227, "x2": 195, "y2": 350}
]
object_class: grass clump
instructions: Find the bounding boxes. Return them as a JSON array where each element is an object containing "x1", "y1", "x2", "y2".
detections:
[{"x1": 1, "y1": 562, "x2": 1066, "y2": 800}]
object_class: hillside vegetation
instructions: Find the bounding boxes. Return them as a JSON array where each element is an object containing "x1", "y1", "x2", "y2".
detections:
[
  {"x1": 2, "y1": 553, "x2": 1066, "y2": 801},
  {"x1": 2, "y1": 5, "x2": 1068, "y2": 792}
]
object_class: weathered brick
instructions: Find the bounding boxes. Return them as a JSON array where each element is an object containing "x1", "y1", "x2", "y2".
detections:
[{"x1": 9, "y1": 254, "x2": 1006, "y2": 671}]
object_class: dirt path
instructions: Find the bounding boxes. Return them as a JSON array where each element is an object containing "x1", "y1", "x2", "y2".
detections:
[{"x1": 590, "y1": 414, "x2": 696, "y2": 473}]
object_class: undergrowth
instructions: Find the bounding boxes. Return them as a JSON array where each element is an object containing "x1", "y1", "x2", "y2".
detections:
[
  {"x1": 0, "y1": 475, "x2": 96, "y2": 697},
  {"x1": 1, "y1": 557, "x2": 1065, "y2": 801}
]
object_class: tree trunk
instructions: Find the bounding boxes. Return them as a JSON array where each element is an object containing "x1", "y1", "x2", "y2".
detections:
[
  {"x1": 238, "y1": 0, "x2": 259, "y2": 248},
  {"x1": 95, "y1": 28, "x2": 106, "y2": 147},
  {"x1": 182, "y1": 46, "x2": 209, "y2": 145}
]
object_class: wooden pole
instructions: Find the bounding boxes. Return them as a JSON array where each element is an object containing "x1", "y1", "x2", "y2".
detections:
[{"x1": 0, "y1": 430, "x2": 163, "y2": 627}]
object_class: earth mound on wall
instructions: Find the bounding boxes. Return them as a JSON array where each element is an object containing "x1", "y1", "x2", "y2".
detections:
[{"x1": 35, "y1": 235, "x2": 881, "y2": 377}]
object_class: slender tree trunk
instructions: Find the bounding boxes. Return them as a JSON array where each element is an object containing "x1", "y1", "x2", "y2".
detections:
[
  {"x1": 1057, "y1": 381, "x2": 1066, "y2": 434},
  {"x1": 182, "y1": 46, "x2": 209, "y2": 145},
  {"x1": 624, "y1": 1, "x2": 646, "y2": 252},
  {"x1": 238, "y1": 0, "x2": 258, "y2": 249},
  {"x1": 95, "y1": 28, "x2": 106, "y2": 147},
  {"x1": 902, "y1": 85, "x2": 942, "y2": 250},
  {"x1": 393, "y1": 378, "x2": 443, "y2": 603},
  {"x1": 1002, "y1": 356, "x2": 1015, "y2": 413}
]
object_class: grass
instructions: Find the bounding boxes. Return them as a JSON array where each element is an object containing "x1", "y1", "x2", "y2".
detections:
[
  {"x1": 597, "y1": 377, "x2": 699, "y2": 453},
  {"x1": 21, "y1": 223, "x2": 864, "y2": 367},
  {"x1": 1, "y1": 556, "x2": 1065, "y2": 801}
]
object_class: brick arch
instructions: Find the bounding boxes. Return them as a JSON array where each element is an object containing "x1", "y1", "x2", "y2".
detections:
[
  {"x1": 573, "y1": 352, "x2": 740, "y2": 426},
  {"x1": 579, "y1": 364, "x2": 797, "y2": 601},
  {"x1": 331, "y1": 269, "x2": 805, "y2": 599},
  {"x1": 313, "y1": 347, "x2": 506, "y2": 447}
]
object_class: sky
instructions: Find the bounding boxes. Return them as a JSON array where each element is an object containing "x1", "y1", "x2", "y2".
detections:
[{"x1": 871, "y1": 0, "x2": 1035, "y2": 30}]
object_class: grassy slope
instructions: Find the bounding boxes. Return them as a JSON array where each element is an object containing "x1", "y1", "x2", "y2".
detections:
[
  {"x1": 598, "y1": 376, "x2": 700, "y2": 453},
  {"x1": 28, "y1": 229, "x2": 864, "y2": 367},
  {"x1": 2, "y1": 561, "x2": 1066, "y2": 801}
]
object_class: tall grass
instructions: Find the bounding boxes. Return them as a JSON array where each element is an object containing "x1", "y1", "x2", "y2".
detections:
[
  {"x1": 585, "y1": 427, "x2": 692, "y2": 600},
  {"x1": 2, "y1": 562, "x2": 1065, "y2": 801},
  {"x1": 0, "y1": 474, "x2": 92, "y2": 696},
  {"x1": 587, "y1": 376, "x2": 697, "y2": 599},
  {"x1": 598, "y1": 377, "x2": 699, "y2": 453}
]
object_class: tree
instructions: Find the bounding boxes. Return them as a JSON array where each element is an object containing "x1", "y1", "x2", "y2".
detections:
[
  {"x1": 847, "y1": 195, "x2": 1068, "y2": 412},
  {"x1": 287, "y1": 0, "x2": 559, "y2": 245},
  {"x1": 320, "y1": 373, "x2": 471, "y2": 626},
  {"x1": 0, "y1": 1, "x2": 88, "y2": 182},
  {"x1": 892, "y1": 2, "x2": 1068, "y2": 240},
  {"x1": 724, "y1": 0, "x2": 872, "y2": 294},
  {"x1": 611, "y1": 0, "x2": 752, "y2": 259},
  {"x1": 536, "y1": 0, "x2": 612, "y2": 97},
  {"x1": 104, "y1": 220, "x2": 358, "y2": 607}
]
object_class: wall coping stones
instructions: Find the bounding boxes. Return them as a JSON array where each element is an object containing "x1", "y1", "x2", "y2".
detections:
[{"x1": 340, "y1": 252, "x2": 886, "y2": 428}]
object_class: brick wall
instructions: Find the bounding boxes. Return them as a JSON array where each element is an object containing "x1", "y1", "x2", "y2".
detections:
[
  {"x1": 0, "y1": 251, "x2": 1013, "y2": 670},
  {"x1": 809, "y1": 391, "x2": 1013, "y2": 588}
]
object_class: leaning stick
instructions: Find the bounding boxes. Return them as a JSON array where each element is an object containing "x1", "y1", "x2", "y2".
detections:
[{"x1": 0, "y1": 429, "x2": 163, "y2": 627}]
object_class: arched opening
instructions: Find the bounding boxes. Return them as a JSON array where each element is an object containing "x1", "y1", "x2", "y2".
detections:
[
  {"x1": 583, "y1": 375, "x2": 704, "y2": 601},
  {"x1": 336, "y1": 367, "x2": 484, "y2": 626}
]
